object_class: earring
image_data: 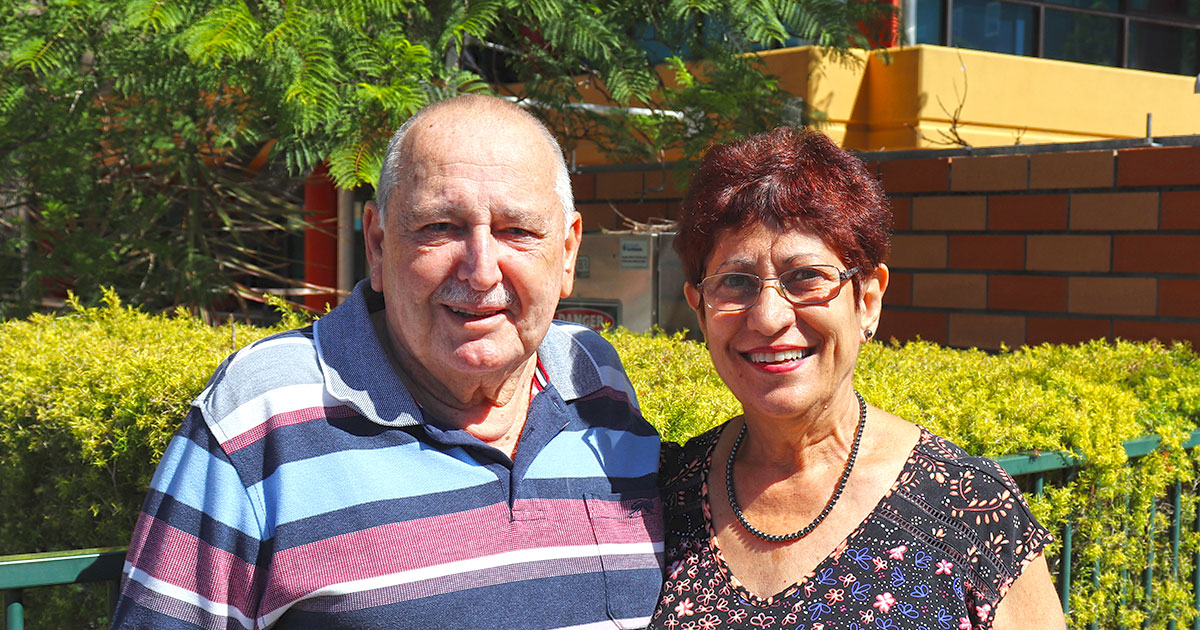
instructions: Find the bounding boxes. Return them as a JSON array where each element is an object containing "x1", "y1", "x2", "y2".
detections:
[{"x1": 865, "y1": 329, "x2": 875, "y2": 341}]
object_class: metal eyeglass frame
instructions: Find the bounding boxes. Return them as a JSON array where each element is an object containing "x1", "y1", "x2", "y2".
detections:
[{"x1": 697, "y1": 264, "x2": 860, "y2": 312}]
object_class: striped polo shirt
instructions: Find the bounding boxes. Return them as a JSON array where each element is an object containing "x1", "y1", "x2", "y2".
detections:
[{"x1": 111, "y1": 280, "x2": 664, "y2": 629}]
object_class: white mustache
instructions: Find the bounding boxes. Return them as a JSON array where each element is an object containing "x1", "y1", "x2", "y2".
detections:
[{"x1": 433, "y1": 282, "x2": 514, "y2": 309}]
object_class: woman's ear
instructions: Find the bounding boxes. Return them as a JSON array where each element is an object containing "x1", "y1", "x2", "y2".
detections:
[
  {"x1": 683, "y1": 281, "x2": 708, "y2": 338},
  {"x1": 858, "y1": 263, "x2": 889, "y2": 341}
]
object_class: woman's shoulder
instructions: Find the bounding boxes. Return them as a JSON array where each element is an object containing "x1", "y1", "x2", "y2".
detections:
[
  {"x1": 885, "y1": 427, "x2": 1052, "y2": 600},
  {"x1": 660, "y1": 422, "x2": 726, "y2": 482},
  {"x1": 908, "y1": 428, "x2": 1025, "y2": 495},
  {"x1": 659, "y1": 422, "x2": 728, "y2": 538}
]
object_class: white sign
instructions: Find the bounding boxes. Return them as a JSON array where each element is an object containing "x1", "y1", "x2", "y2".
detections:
[{"x1": 620, "y1": 238, "x2": 649, "y2": 269}]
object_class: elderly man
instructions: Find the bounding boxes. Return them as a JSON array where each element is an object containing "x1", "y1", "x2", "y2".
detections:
[{"x1": 111, "y1": 95, "x2": 664, "y2": 629}]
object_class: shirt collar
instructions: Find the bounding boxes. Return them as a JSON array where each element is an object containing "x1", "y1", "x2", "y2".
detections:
[{"x1": 312, "y1": 279, "x2": 607, "y2": 427}]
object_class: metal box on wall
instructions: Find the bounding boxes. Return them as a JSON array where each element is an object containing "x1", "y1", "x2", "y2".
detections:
[{"x1": 555, "y1": 232, "x2": 699, "y2": 337}]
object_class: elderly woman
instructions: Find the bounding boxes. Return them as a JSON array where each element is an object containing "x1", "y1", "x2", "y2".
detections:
[{"x1": 648, "y1": 128, "x2": 1064, "y2": 630}]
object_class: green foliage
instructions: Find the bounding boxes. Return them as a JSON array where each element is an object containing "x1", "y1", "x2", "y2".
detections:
[
  {"x1": 0, "y1": 291, "x2": 308, "y2": 627},
  {"x1": 0, "y1": 290, "x2": 298, "y2": 557},
  {"x1": 503, "y1": 0, "x2": 888, "y2": 164},
  {"x1": 1, "y1": 0, "x2": 889, "y2": 316},
  {"x1": 603, "y1": 327, "x2": 743, "y2": 442}
]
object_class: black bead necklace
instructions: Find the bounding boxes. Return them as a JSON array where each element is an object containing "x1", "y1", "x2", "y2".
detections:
[{"x1": 726, "y1": 390, "x2": 868, "y2": 543}]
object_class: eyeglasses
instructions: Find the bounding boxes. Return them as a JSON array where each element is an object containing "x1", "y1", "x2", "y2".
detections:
[{"x1": 697, "y1": 264, "x2": 859, "y2": 312}]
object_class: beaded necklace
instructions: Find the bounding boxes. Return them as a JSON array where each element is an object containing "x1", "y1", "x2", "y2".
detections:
[{"x1": 726, "y1": 390, "x2": 868, "y2": 543}]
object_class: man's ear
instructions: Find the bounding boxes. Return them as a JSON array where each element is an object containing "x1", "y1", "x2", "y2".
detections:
[
  {"x1": 858, "y1": 263, "x2": 889, "y2": 341},
  {"x1": 559, "y1": 212, "x2": 583, "y2": 298},
  {"x1": 363, "y1": 201, "x2": 386, "y2": 292}
]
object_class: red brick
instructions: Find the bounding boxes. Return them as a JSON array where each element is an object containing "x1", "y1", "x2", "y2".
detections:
[
  {"x1": 877, "y1": 158, "x2": 951, "y2": 194},
  {"x1": 1161, "y1": 191, "x2": 1200, "y2": 230},
  {"x1": 988, "y1": 194, "x2": 1069, "y2": 231},
  {"x1": 1029, "y1": 150, "x2": 1115, "y2": 190},
  {"x1": 890, "y1": 197, "x2": 912, "y2": 231},
  {"x1": 595, "y1": 171, "x2": 645, "y2": 200},
  {"x1": 1113, "y1": 320, "x2": 1200, "y2": 348},
  {"x1": 1159, "y1": 279, "x2": 1200, "y2": 318},
  {"x1": 576, "y1": 201, "x2": 669, "y2": 231},
  {"x1": 883, "y1": 271, "x2": 912, "y2": 306},
  {"x1": 1069, "y1": 192, "x2": 1158, "y2": 231},
  {"x1": 576, "y1": 202, "x2": 613, "y2": 231},
  {"x1": 1026, "y1": 235, "x2": 1111, "y2": 272},
  {"x1": 912, "y1": 273, "x2": 987, "y2": 309},
  {"x1": 988, "y1": 275, "x2": 1068, "y2": 312},
  {"x1": 877, "y1": 309, "x2": 948, "y2": 345},
  {"x1": 613, "y1": 202, "x2": 670, "y2": 227},
  {"x1": 643, "y1": 169, "x2": 687, "y2": 199},
  {"x1": 1027, "y1": 317, "x2": 1111, "y2": 345},
  {"x1": 1068, "y1": 277, "x2": 1157, "y2": 316},
  {"x1": 912, "y1": 196, "x2": 987, "y2": 231},
  {"x1": 951, "y1": 155, "x2": 1028, "y2": 192},
  {"x1": 1113, "y1": 235, "x2": 1200, "y2": 273},
  {"x1": 570, "y1": 173, "x2": 596, "y2": 201},
  {"x1": 1118, "y1": 146, "x2": 1200, "y2": 187},
  {"x1": 888, "y1": 235, "x2": 947, "y2": 269},
  {"x1": 948, "y1": 313, "x2": 1026, "y2": 350},
  {"x1": 948, "y1": 235, "x2": 1025, "y2": 270}
]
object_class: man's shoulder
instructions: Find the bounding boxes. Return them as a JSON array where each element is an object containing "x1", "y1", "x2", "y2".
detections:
[
  {"x1": 546, "y1": 320, "x2": 623, "y2": 366},
  {"x1": 195, "y1": 325, "x2": 325, "y2": 418},
  {"x1": 543, "y1": 321, "x2": 638, "y2": 406}
]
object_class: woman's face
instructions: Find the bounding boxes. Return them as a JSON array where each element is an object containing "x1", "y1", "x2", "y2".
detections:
[{"x1": 684, "y1": 222, "x2": 888, "y2": 423}]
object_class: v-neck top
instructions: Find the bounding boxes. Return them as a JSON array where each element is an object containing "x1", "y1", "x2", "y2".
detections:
[{"x1": 648, "y1": 424, "x2": 1050, "y2": 630}]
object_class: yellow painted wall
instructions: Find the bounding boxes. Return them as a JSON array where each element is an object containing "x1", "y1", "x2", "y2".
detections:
[
  {"x1": 528, "y1": 43, "x2": 1200, "y2": 163},
  {"x1": 758, "y1": 44, "x2": 1200, "y2": 151}
]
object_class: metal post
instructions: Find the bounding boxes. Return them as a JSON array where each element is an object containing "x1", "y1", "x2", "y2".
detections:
[
  {"x1": 336, "y1": 188, "x2": 354, "y2": 305},
  {"x1": 1061, "y1": 520, "x2": 1074, "y2": 612},
  {"x1": 1145, "y1": 500, "x2": 1157, "y2": 630},
  {"x1": 1194, "y1": 490, "x2": 1200, "y2": 630},
  {"x1": 4, "y1": 589, "x2": 23, "y2": 630},
  {"x1": 1169, "y1": 482, "x2": 1182, "y2": 630},
  {"x1": 108, "y1": 579, "x2": 122, "y2": 616}
]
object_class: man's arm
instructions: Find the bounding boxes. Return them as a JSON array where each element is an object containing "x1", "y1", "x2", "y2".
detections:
[{"x1": 111, "y1": 408, "x2": 265, "y2": 630}]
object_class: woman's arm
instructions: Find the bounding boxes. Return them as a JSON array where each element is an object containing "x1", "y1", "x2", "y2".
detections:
[{"x1": 991, "y1": 554, "x2": 1067, "y2": 630}]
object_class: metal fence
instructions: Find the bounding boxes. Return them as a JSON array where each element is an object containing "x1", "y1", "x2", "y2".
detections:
[
  {"x1": 4, "y1": 432, "x2": 1200, "y2": 629},
  {"x1": 1, "y1": 547, "x2": 125, "y2": 630}
]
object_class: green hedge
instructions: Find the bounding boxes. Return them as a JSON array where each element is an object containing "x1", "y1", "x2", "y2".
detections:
[{"x1": 2, "y1": 295, "x2": 1200, "y2": 629}]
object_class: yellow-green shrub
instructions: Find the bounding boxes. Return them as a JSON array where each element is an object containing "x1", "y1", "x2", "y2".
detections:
[
  {"x1": 2, "y1": 299, "x2": 1199, "y2": 630},
  {"x1": 0, "y1": 290, "x2": 297, "y2": 556},
  {"x1": 606, "y1": 329, "x2": 1200, "y2": 630}
]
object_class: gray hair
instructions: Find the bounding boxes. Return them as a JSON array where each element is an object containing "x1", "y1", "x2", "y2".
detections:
[{"x1": 375, "y1": 97, "x2": 575, "y2": 230}]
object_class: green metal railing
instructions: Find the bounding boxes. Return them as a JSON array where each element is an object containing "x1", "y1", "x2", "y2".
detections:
[
  {"x1": 1, "y1": 547, "x2": 125, "y2": 630},
  {"x1": 995, "y1": 429, "x2": 1200, "y2": 629},
  {"x1": 4, "y1": 430, "x2": 1200, "y2": 628}
]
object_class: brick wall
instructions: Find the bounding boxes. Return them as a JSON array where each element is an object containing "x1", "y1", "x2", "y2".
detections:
[{"x1": 574, "y1": 138, "x2": 1200, "y2": 350}]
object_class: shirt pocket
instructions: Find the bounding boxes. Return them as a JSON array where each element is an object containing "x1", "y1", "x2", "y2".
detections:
[{"x1": 584, "y1": 490, "x2": 666, "y2": 629}]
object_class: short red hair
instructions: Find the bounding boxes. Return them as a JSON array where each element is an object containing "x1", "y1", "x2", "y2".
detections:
[{"x1": 674, "y1": 128, "x2": 891, "y2": 297}]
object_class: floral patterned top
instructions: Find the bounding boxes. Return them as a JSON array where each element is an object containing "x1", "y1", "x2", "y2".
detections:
[{"x1": 648, "y1": 425, "x2": 1051, "y2": 630}]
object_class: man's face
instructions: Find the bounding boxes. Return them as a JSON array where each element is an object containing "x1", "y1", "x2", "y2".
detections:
[{"x1": 364, "y1": 115, "x2": 581, "y2": 399}]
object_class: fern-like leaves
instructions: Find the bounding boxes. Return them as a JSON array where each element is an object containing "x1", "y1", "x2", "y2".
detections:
[{"x1": 181, "y1": 2, "x2": 262, "y2": 66}]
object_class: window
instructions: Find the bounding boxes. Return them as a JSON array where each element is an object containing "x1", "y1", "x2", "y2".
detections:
[
  {"x1": 916, "y1": 0, "x2": 1200, "y2": 74},
  {"x1": 951, "y1": 0, "x2": 1037, "y2": 55},
  {"x1": 1129, "y1": 21, "x2": 1199, "y2": 73},
  {"x1": 1043, "y1": 9, "x2": 1122, "y2": 66}
]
